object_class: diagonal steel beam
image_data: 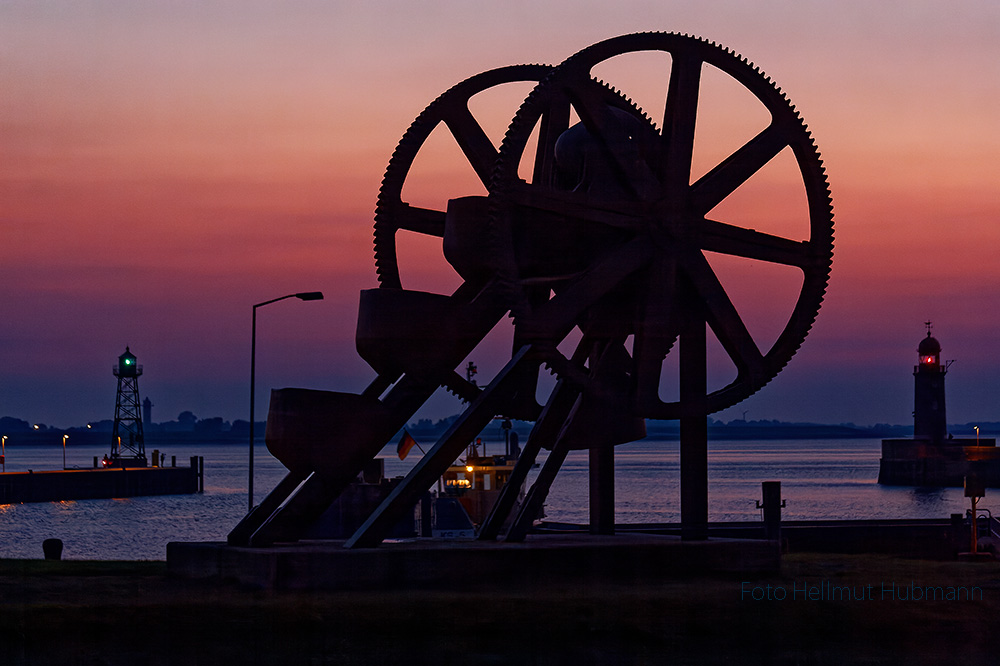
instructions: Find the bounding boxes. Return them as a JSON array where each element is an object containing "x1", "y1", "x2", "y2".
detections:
[
  {"x1": 345, "y1": 345, "x2": 537, "y2": 549},
  {"x1": 227, "y1": 471, "x2": 307, "y2": 545},
  {"x1": 504, "y1": 420, "x2": 575, "y2": 543},
  {"x1": 478, "y1": 377, "x2": 582, "y2": 540}
]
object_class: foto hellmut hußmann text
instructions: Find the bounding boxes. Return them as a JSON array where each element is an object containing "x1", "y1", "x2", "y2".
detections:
[{"x1": 742, "y1": 580, "x2": 983, "y2": 602}]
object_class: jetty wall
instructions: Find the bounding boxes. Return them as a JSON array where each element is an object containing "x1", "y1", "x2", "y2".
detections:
[
  {"x1": 0, "y1": 457, "x2": 202, "y2": 504},
  {"x1": 878, "y1": 438, "x2": 1000, "y2": 486}
]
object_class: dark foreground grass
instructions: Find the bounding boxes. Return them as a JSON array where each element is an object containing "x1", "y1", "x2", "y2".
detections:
[{"x1": 2, "y1": 553, "x2": 1000, "y2": 665}]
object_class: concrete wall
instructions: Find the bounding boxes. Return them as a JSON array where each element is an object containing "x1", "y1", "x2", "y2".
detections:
[{"x1": 0, "y1": 465, "x2": 200, "y2": 503}]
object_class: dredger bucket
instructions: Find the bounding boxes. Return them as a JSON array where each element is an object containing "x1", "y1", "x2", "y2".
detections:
[
  {"x1": 356, "y1": 288, "x2": 492, "y2": 380},
  {"x1": 266, "y1": 388, "x2": 395, "y2": 479}
]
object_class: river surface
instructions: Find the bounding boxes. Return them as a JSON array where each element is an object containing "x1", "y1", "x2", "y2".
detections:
[{"x1": 0, "y1": 437, "x2": 980, "y2": 560}]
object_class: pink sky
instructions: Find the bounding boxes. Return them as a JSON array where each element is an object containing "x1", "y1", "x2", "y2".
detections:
[{"x1": 2, "y1": 1, "x2": 999, "y2": 429}]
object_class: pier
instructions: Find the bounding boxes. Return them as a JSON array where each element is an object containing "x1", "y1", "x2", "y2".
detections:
[{"x1": 0, "y1": 456, "x2": 203, "y2": 504}]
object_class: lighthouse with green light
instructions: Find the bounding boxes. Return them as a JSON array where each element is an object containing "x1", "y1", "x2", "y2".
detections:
[{"x1": 110, "y1": 346, "x2": 147, "y2": 467}]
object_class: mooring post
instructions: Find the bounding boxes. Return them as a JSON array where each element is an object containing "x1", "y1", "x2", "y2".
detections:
[
  {"x1": 42, "y1": 538, "x2": 63, "y2": 560},
  {"x1": 971, "y1": 496, "x2": 979, "y2": 553},
  {"x1": 757, "y1": 481, "x2": 785, "y2": 541},
  {"x1": 589, "y1": 442, "x2": 615, "y2": 535},
  {"x1": 420, "y1": 492, "x2": 432, "y2": 537}
]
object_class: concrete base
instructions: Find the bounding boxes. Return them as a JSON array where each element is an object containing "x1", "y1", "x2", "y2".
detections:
[{"x1": 167, "y1": 534, "x2": 780, "y2": 590}]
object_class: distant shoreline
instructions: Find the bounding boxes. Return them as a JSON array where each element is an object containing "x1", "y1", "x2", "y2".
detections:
[{"x1": 3, "y1": 419, "x2": 997, "y2": 446}]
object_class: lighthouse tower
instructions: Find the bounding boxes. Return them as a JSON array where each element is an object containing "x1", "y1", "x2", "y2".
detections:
[
  {"x1": 110, "y1": 346, "x2": 147, "y2": 467},
  {"x1": 880, "y1": 323, "x2": 999, "y2": 486},
  {"x1": 913, "y1": 323, "x2": 947, "y2": 443}
]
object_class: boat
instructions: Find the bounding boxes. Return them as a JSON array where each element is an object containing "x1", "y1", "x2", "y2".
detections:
[{"x1": 437, "y1": 432, "x2": 525, "y2": 534}]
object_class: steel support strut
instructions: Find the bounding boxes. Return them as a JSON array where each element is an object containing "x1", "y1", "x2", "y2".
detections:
[
  {"x1": 478, "y1": 376, "x2": 581, "y2": 540},
  {"x1": 345, "y1": 345, "x2": 536, "y2": 549},
  {"x1": 679, "y1": 306, "x2": 708, "y2": 540}
]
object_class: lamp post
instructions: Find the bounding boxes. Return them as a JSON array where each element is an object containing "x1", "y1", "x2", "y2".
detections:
[
  {"x1": 2, "y1": 436, "x2": 6, "y2": 473},
  {"x1": 62, "y1": 434, "x2": 69, "y2": 469},
  {"x1": 249, "y1": 291, "x2": 324, "y2": 513},
  {"x1": 975, "y1": 426, "x2": 980, "y2": 445}
]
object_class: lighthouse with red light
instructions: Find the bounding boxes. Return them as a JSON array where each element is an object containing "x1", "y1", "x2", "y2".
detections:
[
  {"x1": 880, "y1": 323, "x2": 999, "y2": 486},
  {"x1": 913, "y1": 322, "x2": 947, "y2": 443}
]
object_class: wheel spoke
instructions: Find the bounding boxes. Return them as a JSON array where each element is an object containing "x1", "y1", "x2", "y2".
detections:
[
  {"x1": 388, "y1": 203, "x2": 446, "y2": 237},
  {"x1": 681, "y1": 250, "x2": 765, "y2": 380},
  {"x1": 690, "y1": 123, "x2": 790, "y2": 216},
  {"x1": 699, "y1": 218, "x2": 815, "y2": 267},
  {"x1": 571, "y1": 85, "x2": 660, "y2": 200},
  {"x1": 507, "y1": 181, "x2": 645, "y2": 230},
  {"x1": 443, "y1": 106, "x2": 500, "y2": 186},
  {"x1": 633, "y1": 254, "x2": 679, "y2": 406},
  {"x1": 660, "y1": 52, "x2": 702, "y2": 199}
]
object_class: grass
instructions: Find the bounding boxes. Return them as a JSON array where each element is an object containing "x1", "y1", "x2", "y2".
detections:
[{"x1": 2, "y1": 553, "x2": 1000, "y2": 664}]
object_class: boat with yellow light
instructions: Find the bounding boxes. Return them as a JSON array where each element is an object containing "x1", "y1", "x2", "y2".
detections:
[{"x1": 438, "y1": 431, "x2": 525, "y2": 531}]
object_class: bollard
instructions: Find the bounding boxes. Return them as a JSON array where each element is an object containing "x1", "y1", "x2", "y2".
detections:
[
  {"x1": 756, "y1": 481, "x2": 786, "y2": 541},
  {"x1": 171, "y1": 455, "x2": 176, "y2": 468},
  {"x1": 151, "y1": 449, "x2": 159, "y2": 467},
  {"x1": 93, "y1": 456, "x2": 99, "y2": 469},
  {"x1": 421, "y1": 492, "x2": 433, "y2": 537},
  {"x1": 42, "y1": 538, "x2": 63, "y2": 560}
]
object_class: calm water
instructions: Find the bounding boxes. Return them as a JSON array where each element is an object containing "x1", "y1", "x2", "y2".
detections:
[{"x1": 0, "y1": 437, "x2": 980, "y2": 560}]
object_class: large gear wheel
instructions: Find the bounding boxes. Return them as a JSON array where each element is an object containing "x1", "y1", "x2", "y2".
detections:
[
  {"x1": 489, "y1": 32, "x2": 834, "y2": 419},
  {"x1": 374, "y1": 64, "x2": 552, "y2": 290}
]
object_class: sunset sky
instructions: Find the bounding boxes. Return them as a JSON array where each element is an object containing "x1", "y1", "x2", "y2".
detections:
[{"x1": 3, "y1": 1, "x2": 999, "y2": 431}]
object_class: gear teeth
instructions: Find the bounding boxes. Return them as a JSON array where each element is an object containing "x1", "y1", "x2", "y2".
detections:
[{"x1": 442, "y1": 381, "x2": 474, "y2": 403}]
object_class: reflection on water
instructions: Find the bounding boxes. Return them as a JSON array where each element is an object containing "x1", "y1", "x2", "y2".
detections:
[{"x1": 0, "y1": 438, "x2": 984, "y2": 560}]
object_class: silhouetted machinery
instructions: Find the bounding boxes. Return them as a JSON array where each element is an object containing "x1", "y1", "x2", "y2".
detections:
[{"x1": 228, "y1": 33, "x2": 834, "y2": 548}]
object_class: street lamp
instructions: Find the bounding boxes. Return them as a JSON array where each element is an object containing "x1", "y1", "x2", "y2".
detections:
[
  {"x1": 62, "y1": 434, "x2": 69, "y2": 469},
  {"x1": 975, "y1": 426, "x2": 980, "y2": 445},
  {"x1": 1, "y1": 436, "x2": 6, "y2": 473},
  {"x1": 249, "y1": 291, "x2": 324, "y2": 512}
]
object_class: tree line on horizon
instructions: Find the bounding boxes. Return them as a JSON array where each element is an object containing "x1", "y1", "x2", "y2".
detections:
[
  {"x1": 0, "y1": 412, "x2": 258, "y2": 436},
  {"x1": 4, "y1": 412, "x2": 998, "y2": 441}
]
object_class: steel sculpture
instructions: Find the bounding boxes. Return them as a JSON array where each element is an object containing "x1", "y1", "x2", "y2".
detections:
[{"x1": 228, "y1": 33, "x2": 833, "y2": 549}]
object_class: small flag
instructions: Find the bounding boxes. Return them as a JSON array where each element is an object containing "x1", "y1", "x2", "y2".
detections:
[{"x1": 397, "y1": 430, "x2": 418, "y2": 460}]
